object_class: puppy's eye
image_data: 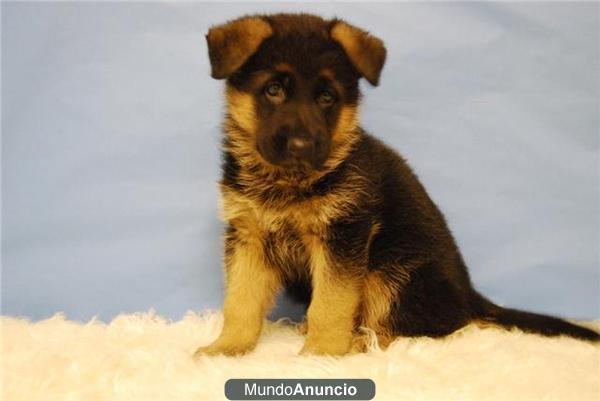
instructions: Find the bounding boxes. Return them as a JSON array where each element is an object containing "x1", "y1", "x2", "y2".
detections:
[
  {"x1": 264, "y1": 82, "x2": 285, "y2": 103},
  {"x1": 317, "y1": 90, "x2": 336, "y2": 107}
]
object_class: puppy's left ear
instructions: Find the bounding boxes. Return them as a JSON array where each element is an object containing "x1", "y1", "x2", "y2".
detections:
[
  {"x1": 331, "y1": 20, "x2": 386, "y2": 86},
  {"x1": 206, "y1": 16, "x2": 273, "y2": 79}
]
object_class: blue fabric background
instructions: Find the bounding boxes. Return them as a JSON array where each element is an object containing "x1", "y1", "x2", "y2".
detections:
[{"x1": 2, "y1": 2, "x2": 598, "y2": 322}]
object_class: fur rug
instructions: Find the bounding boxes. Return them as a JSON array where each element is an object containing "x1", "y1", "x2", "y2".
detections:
[{"x1": 2, "y1": 311, "x2": 598, "y2": 401}]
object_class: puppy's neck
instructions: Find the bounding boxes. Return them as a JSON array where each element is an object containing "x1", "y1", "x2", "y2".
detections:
[{"x1": 221, "y1": 123, "x2": 363, "y2": 200}]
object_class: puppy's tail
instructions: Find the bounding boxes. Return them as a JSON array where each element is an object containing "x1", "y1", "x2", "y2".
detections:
[{"x1": 470, "y1": 291, "x2": 600, "y2": 342}]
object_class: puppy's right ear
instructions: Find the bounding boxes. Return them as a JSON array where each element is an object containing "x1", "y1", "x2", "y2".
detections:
[{"x1": 206, "y1": 16, "x2": 273, "y2": 79}]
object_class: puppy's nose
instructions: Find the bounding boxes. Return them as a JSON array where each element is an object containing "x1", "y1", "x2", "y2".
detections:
[{"x1": 286, "y1": 137, "x2": 312, "y2": 156}]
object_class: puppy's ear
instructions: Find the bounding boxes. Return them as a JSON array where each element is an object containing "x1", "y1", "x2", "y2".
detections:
[
  {"x1": 206, "y1": 16, "x2": 273, "y2": 79},
  {"x1": 331, "y1": 20, "x2": 386, "y2": 86}
]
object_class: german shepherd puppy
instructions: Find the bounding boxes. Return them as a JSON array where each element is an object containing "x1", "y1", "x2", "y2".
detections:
[{"x1": 194, "y1": 13, "x2": 599, "y2": 356}]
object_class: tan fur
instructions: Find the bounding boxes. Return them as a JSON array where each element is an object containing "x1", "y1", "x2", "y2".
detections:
[
  {"x1": 331, "y1": 21, "x2": 386, "y2": 86},
  {"x1": 225, "y1": 86, "x2": 258, "y2": 136},
  {"x1": 361, "y1": 270, "x2": 395, "y2": 333},
  {"x1": 356, "y1": 225, "x2": 392, "y2": 333},
  {"x1": 319, "y1": 68, "x2": 336, "y2": 81},
  {"x1": 322, "y1": 105, "x2": 360, "y2": 173},
  {"x1": 300, "y1": 235, "x2": 362, "y2": 355},
  {"x1": 351, "y1": 330, "x2": 395, "y2": 353},
  {"x1": 366, "y1": 222, "x2": 381, "y2": 254},
  {"x1": 473, "y1": 319, "x2": 502, "y2": 330},
  {"x1": 274, "y1": 63, "x2": 294, "y2": 73},
  {"x1": 193, "y1": 223, "x2": 280, "y2": 356},
  {"x1": 223, "y1": 85, "x2": 281, "y2": 182}
]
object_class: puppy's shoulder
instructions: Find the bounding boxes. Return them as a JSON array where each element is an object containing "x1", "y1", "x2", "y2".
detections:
[{"x1": 348, "y1": 131, "x2": 414, "y2": 183}]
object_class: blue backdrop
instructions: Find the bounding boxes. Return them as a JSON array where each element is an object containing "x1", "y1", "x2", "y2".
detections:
[{"x1": 2, "y1": 2, "x2": 598, "y2": 322}]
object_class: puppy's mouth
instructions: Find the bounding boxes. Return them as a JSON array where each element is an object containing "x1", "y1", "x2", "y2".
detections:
[
  {"x1": 279, "y1": 156, "x2": 321, "y2": 171},
  {"x1": 255, "y1": 134, "x2": 327, "y2": 172},
  {"x1": 256, "y1": 148, "x2": 324, "y2": 173}
]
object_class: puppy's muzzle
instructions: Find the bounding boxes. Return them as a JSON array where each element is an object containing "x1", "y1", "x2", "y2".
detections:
[{"x1": 276, "y1": 128, "x2": 317, "y2": 166}]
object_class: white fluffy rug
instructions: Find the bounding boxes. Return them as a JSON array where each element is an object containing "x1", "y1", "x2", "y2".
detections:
[{"x1": 2, "y1": 311, "x2": 599, "y2": 401}]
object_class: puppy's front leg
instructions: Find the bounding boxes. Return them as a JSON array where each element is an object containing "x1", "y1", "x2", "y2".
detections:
[
  {"x1": 194, "y1": 231, "x2": 280, "y2": 357},
  {"x1": 300, "y1": 236, "x2": 361, "y2": 356}
]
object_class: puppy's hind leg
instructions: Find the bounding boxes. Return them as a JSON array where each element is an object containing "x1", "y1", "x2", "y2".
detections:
[
  {"x1": 354, "y1": 270, "x2": 398, "y2": 352},
  {"x1": 350, "y1": 329, "x2": 394, "y2": 353}
]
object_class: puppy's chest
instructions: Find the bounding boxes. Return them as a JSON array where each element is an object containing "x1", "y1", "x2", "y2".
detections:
[
  {"x1": 230, "y1": 200, "x2": 324, "y2": 240},
  {"x1": 221, "y1": 190, "x2": 335, "y2": 264}
]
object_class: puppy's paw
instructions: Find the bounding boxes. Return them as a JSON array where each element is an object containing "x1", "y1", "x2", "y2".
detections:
[
  {"x1": 299, "y1": 335, "x2": 351, "y2": 356},
  {"x1": 297, "y1": 320, "x2": 308, "y2": 335},
  {"x1": 193, "y1": 340, "x2": 256, "y2": 358},
  {"x1": 349, "y1": 330, "x2": 392, "y2": 353},
  {"x1": 349, "y1": 333, "x2": 370, "y2": 354}
]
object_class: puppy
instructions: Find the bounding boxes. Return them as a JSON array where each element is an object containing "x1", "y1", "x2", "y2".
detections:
[{"x1": 194, "y1": 13, "x2": 599, "y2": 356}]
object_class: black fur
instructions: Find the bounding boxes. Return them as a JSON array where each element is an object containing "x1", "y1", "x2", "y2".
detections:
[
  {"x1": 210, "y1": 13, "x2": 599, "y2": 344},
  {"x1": 278, "y1": 133, "x2": 600, "y2": 341}
]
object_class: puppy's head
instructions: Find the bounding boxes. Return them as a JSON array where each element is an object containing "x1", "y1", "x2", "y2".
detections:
[{"x1": 206, "y1": 14, "x2": 386, "y2": 173}]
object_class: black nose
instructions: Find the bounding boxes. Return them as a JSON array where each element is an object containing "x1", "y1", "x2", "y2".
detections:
[{"x1": 287, "y1": 137, "x2": 312, "y2": 156}]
